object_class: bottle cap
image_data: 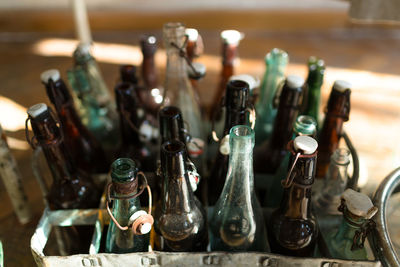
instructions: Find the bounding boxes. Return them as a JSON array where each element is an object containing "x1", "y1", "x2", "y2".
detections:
[
  {"x1": 293, "y1": 136, "x2": 318, "y2": 155},
  {"x1": 27, "y1": 103, "x2": 48, "y2": 118},
  {"x1": 341, "y1": 189, "x2": 378, "y2": 219},
  {"x1": 221, "y1": 30, "x2": 243, "y2": 45},
  {"x1": 333, "y1": 80, "x2": 351, "y2": 93},
  {"x1": 40, "y1": 69, "x2": 60, "y2": 83},
  {"x1": 286, "y1": 75, "x2": 304, "y2": 89},
  {"x1": 185, "y1": 28, "x2": 199, "y2": 41},
  {"x1": 229, "y1": 74, "x2": 260, "y2": 90}
]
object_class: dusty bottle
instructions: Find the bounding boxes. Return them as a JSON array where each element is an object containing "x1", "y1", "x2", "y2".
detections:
[
  {"x1": 115, "y1": 82, "x2": 157, "y2": 172},
  {"x1": 162, "y1": 22, "x2": 204, "y2": 160},
  {"x1": 41, "y1": 69, "x2": 109, "y2": 184},
  {"x1": 105, "y1": 158, "x2": 150, "y2": 253},
  {"x1": 0, "y1": 124, "x2": 32, "y2": 224},
  {"x1": 208, "y1": 80, "x2": 250, "y2": 206},
  {"x1": 268, "y1": 136, "x2": 318, "y2": 257},
  {"x1": 254, "y1": 75, "x2": 304, "y2": 174},
  {"x1": 302, "y1": 57, "x2": 325, "y2": 128},
  {"x1": 254, "y1": 48, "x2": 289, "y2": 144},
  {"x1": 210, "y1": 125, "x2": 268, "y2": 252},
  {"x1": 325, "y1": 189, "x2": 377, "y2": 260},
  {"x1": 155, "y1": 140, "x2": 208, "y2": 251},
  {"x1": 67, "y1": 43, "x2": 119, "y2": 153},
  {"x1": 316, "y1": 80, "x2": 351, "y2": 179}
]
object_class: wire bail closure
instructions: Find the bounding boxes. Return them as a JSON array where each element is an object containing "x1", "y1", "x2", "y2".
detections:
[{"x1": 170, "y1": 36, "x2": 203, "y2": 80}]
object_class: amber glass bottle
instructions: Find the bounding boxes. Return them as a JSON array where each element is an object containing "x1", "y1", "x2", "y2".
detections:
[{"x1": 316, "y1": 80, "x2": 351, "y2": 178}]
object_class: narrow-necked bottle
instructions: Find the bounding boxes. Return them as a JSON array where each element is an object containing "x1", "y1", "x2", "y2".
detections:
[
  {"x1": 268, "y1": 136, "x2": 318, "y2": 257},
  {"x1": 155, "y1": 140, "x2": 208, "y2": 251},
  {"x1": 105, "y1": 158, "x2": 150, "y2": 253},
  {"x1": 209, "y1": 30, "x2": 242, "y2": 120},
  {"x1": 67, "y1": 43, "x2": 119, "y2": 153},
  {"x1": 316, "y1": 80, "x2": 351, "y2": 178},
  {"x1": 41, "y1": 69, "x2": 109, "y2": 181},
  {"x1": 0, "y1": 123, "x2": 32, "y2": 224},
  {"x1": 115, "y1": 82, "x2": 156, "y2": 172},
  {"x1": 210, "y1": 125, "x2": 268, "y2": 252},
  {"x1": 208, "y1": 80, "x2": 249, "y2": 206},
  {"x1": 254, "y1": 75, "x2": 304, "y2": 174},
  {"x1": 302, "y1": 57, "x2": 325, "y2": 128},
  {"x1": 254, "y1": 48, "x2": 289, "y2": 144},
  {"x1": 162, "y1": 22, "x2": 204, "y2": 158},
  {"x1": 325, "y1": 189, "x2": 377, "y2": 260}
]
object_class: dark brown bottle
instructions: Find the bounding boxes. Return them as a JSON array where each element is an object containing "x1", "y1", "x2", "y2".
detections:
[
  {"x1": 208, "y1": 80, "x2": 249, "y2": 206},
  {"x1": 41, "y1": 69, "x2": 109, "y2": 178},
  {"x1": 268, "y1": 136, "x2": 318, "y2": 257},
  {"x1": 254, "y1": 75, "x2": 304, "y2": 174},
  {"x1": 115, "y1": 82, "x2": 156, "y2": 172},
  {"x1": 154, "y1": 140, "x2": 208, "y2": 251},
  {"x1": 316, "y1": 80, "x2": 351, "y2": 179}
]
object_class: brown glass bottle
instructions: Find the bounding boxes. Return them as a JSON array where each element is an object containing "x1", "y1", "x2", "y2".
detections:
[
  {"x1": 208, "y1": 80, "x2": 249, "y2": 206},
  {"x1": 154, "y1": 140, "x2": 208, "y2": 252},
  {"x1": 41, "y1": 69, "x2": 109, "y2": 178},
  {"x1": 268, "y1": 136, "x2": 318, "y2": 257},
  {"x1": 316, "y1": 80, "x2": 351, "y2": 179},
  {"x1": 254, "y1": 75, "x2": 304, "y2": 174},
  {"x1": 115, "y1": 82, "x2": 156, "y2": 172}
]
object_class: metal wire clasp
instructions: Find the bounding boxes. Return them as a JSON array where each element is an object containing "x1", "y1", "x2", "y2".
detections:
[{"x1": 170, "y1": 36, "x2": 203, "y2": 80}]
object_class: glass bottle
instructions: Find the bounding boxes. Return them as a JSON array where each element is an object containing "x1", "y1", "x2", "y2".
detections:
[
  {"x1": 0, "y1": 123, "x2": 32, "y2": 224},
  {"x1": 155, "y1": 140, "x2": 208, "y2": 251},
  {"x1": 254, "y1": 75, "x2": 304, "y2": 174},
  {"x1": 105, "y1": 158, "x2": 150, "y2": 253},
  {"x1": 316, "y1": 80, "x2": 351, "y2": 178},
  {"x1": 208, "y1": 80, "x2": 250, "y2": 206},
  {"x1": 162, "y1": 22, "x2": 204, "y2": 160},
  {"x1": 302, "y1": 57, "x2": 325, "y2": 128},
  {"x1": 325, "y1": 189, "x2": 378, "y2": 260},
  {"x1": 268, "y1": 136, "x2": 318, "y2": 257},
  {"x1": 41, "y1": 69, "x2": 109, "y2": 183},
  {"x1": 210, "y1": 125, "x2": 268, "y2": 252},
  {"x1": 115, "y1": 82, "x2": 156, "y2": 172},
  {"x1": 67, "y1": 43, "x2": 119, "y2": 153},
  {"x1": 254, "y1": 48, "x2": 289, "y2": 144}
]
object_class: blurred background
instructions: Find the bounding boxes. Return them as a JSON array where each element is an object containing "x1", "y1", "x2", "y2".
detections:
[{"x1": 0, "y1": 0, "x2": 400, "y2": 265}]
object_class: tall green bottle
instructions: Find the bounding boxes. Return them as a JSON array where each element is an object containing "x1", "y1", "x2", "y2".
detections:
[
  {"x1": 325, "y1": 189, "x2": 377, "y2": 260},
  {"x1": 105, "y1": 158, "x2": 150, "y2": 253},
  {"x1": 210, "y1": 125, "x2": 269, "y2": 252},
  {"x1": 302, "y1": 56, "x2": 325, "y2": 128},
  {"x1": 254, "y1": 48, "x2": 289, "y2": 145}
]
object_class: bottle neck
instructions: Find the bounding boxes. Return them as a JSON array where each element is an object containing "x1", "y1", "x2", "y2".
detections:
[
  {"x1": 280, "y1": 183, "x2": 313, "y2": 219},
  {"x1": 159, "y1": 108, "x2": 186, "y2": 144},
  {"x1": 142, "y1": 55, "x2": 158, "y2": 90},
  {"x1": 223, "y1": 109, "x2": 246, "y2": 136},
  {"x1": 258, "y1": 57, "x2": 287, "y2": 107},
  {"x1": 334, "y1": 209, "x2": 365, "y2": 243}
]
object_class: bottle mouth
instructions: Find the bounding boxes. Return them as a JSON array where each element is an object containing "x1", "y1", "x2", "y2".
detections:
[
  {"x1": 162, "y1": 140, "x2": 185, "y2": 154},
  {"x1": 111, "y1": 158, "x2": 138, "y2": 182},
  {"x1": 159, "y1": 106, "x2": 181, "y2": 118},
  {"x1": 294, "y1": 115, "x2": 317, "y2": 136},
  {"x1": 332, "y1": 147, "x2": 351, "y2": 165},
  {"x1": 115, "y1": 82, "x2": 133, "y2": 92},
  {"x1": 230, "y1": 125, "x2": 254, "y2": 139},
  {"x1": 265, "y1": 48, "x2": 289, "y2": 64}
]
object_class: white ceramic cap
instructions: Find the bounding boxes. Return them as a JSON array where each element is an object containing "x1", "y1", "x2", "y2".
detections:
[
  {"x1": 27, "y1": 103, "x2": 48, "y2": 118},
  {"x1": 129, "y1": 210, "x2": 152, "y2": 234},
  {"x1": 221, "y1": 30, "x2": 243, "y2": 45},
  {"x1": 293, "y1": 136, "x2": 318, "y2": 154},
  {"x1": 140, "y1": 222, "x2": 152, "y2": 234},
  {"x1": 333, "y1": 80, "x2": 351, "y2": 93},
  {"x1": 286, "y1": 75, "x2": 304, "y2": 89},
  {"x1": 188, "y1": 62, "x2": 206, "y2": 78},
  {"x1": 229, "y1": 74, "x2": 260, "y2": 90},
  {"x1": 342, "y1": 188, "x2": 378, "y2": 219},
  {"x1": 185, "y1": 28, "x2": 199, "y2": 41},
  {"x1": 41, "y1": 69, "x2": 60, "y2": 83}
]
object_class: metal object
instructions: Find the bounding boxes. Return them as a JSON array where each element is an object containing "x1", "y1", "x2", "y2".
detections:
[{"x1": 370, "y1": 167, "x2": 400, "y2": 267}]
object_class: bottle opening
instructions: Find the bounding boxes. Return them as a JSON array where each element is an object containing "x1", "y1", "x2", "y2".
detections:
[
  {"x1": 229, "y1": 80, "x2": 249, "y2": 90},
  {"x1": 115, "y1": 82, "x2": 132, "y2": 92},
  {"x1": 333, "y1": 147, "x2": 351, "y2": 165},
  {"x1": 111, "y1": 158, "x2": 138, "y2": 182},
  {"x1": 160, "y1": 106, "x2": 181, "y2": 117},
  {"x1": 163, "y1": 140, "x2": 185, "y2": 154},
  {"x1": 231, "y1": 125, "x2": 253, "y2": 137}
]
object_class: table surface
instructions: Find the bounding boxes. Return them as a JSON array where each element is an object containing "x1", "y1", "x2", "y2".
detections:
[{"x1": 1, "y1": 9, "x2": 400, "y2": 266}]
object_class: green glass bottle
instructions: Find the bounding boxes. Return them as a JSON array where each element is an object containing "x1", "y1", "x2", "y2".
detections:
[
  {"x1": 105, "y1": 158, "x2": 150, "y2": 253},
  {"x1": 325, "y1": 189, "x2": 378, "y2": 260},
  {"x1": 302, "y1": 57, "x2": 325, "y2": 128},
  {"x1": 210, "y1": 125, "x2": 269, "y2": 252},
  {"x1": 67, "y1": 43, "x2": 119, "y2": 153},
  {"x1": 254, "y1": 48, "x2": 289, "y2": 145}
]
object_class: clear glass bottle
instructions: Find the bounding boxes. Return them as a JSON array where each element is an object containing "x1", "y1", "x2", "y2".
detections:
[
  {"x1": 155, "y1": 140, "x2": 208, "y2": 251},
  {"x1": 302, "y1": 56, "x2": 325, "y2": 128},
  {"x1": 268, "y1": 136, "x2": 318, "y2": 257},
  {"x1": 210, "y1": 125, "x2": 268, "y2": 252},
  {"x1": 325, "y1": 189, "x2": 377, "y2": 260},
  {"x1": 316, "y1": 80, "x2": 351, "y2": 178},
  {"x1": 105, "y1": 158, "x2": 150, "y2": 253},
  {"x1": 254, "y1": 48, "x2": 289, "y2": 144},
  {"x1": 67, "y1": 43, "x2": 119, "y2": 153}
]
